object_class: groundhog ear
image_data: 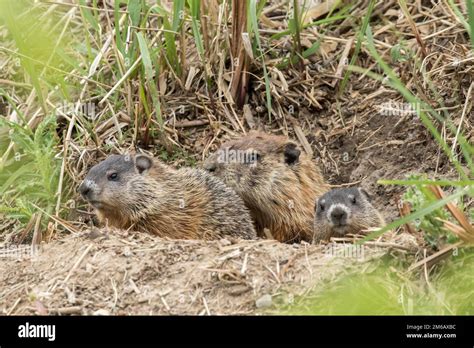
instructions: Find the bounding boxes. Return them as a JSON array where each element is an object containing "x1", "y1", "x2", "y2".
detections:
[
  {"x1": 135, "y1": 155, "x2": 153, "y2": 174},
  {"x1": 284, "y1": 143, "x2": 301, "y2": 165},
  {"x1": 359, "y1": 188, "x2": 372, "y2": 201}
]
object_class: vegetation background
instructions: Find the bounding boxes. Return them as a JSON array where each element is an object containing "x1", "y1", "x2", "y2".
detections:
[{"x1": 0, "y1": 0, "x2": 472, "y2": 314}]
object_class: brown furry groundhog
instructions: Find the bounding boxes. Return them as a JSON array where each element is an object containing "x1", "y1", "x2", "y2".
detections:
[
  {"x1": 78, "y1": 154, "x2": 257, "y2": 240},
  {"x1": 203, "y1": 131, "x2": 329, "y2": 243},
  {"x1": 314, "y1": 187, "x2": 386, "y2": 242}
]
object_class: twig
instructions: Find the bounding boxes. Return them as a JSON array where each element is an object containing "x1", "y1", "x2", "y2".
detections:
[
  {"x1": 55, "y1": 244, "x2": 93, "y2": 291},
  {"x1": 408, "y1": 242, "x2": 463, "y2": 272}
]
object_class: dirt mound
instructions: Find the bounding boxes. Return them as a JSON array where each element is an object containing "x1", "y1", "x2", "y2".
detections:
[{"x1": 0, "y1": 229, "x2": 418, "y2": 315}]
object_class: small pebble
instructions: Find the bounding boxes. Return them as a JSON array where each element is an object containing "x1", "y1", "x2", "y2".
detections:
[
  {"x1": 255, "y1": 294, "x2": 272, "y2": 308},
  {"x1": 123, "y1": 246, "x2": 132, "y2": 257},
  {"x1": 93, "y1": 309, "x2": 110, "y2": 316}
]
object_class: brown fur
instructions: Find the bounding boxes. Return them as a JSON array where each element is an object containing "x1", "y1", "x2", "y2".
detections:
[
  {"x1": 79, "y1": 154, "x2": 256, "y2": 240},
  {"x1": 203, "y1": 131, "x2": 329, "y2": 243}
]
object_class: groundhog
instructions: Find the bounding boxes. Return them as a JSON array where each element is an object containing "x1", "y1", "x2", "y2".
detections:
[
  {"x1": 78, "y1": 154, "x2": 257, "y2": 240},
  {"x1": 203, "y1": 131, "x2": 329, "y2": 243},
  {"x1": 314, "y1": 187, "x2": 386, "y2": 242}
]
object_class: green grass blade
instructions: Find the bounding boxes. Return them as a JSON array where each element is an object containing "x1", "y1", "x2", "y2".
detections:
[
  {"x1": 114, "y1": 0, "x2": 124, "y2": 55},
  {"x1": 277, "y1": 38, "x2": 322, "y2": 69},
  {"x1": 379, "y1": 179, "x2": 474, "y2": 187},
  {"x1": 188, "y1": 0, "x2": 204, "y2": 59},
  {"x1": 363, "y1": 25, "x2": 471, "y2": 180},
  {"x1": 448, "y1": 0, "x2": 471, "y2": 36},
  {"x1": 172, "y1": 0, "x2": 185, "y2": 32},
  {"x1": 359, "y1": 186, "x2": 472, "y2": 243},
  {"x1": 249, "y1": 0, "x2": 272, "y2": 118},
  {"x1": 79, "y1": 0, "x2": 100, "y2": 32},
  {"x1": 271, "y1": 14, "x2": 348, "y2": 40},
  {"x1": 467, "y1": 0, "x2": 474, "y2": 49},
  {"x1": 136, "y1": 32, "x2": 153, "y2": 81},
  {"x1": 128, "y1": 0, "x2": 142, "y2": 27},
  {"x1": 338, "y1": 0, "x2": 375, "y2": 95},
  {"x1": 135, "y1": 32, "x2": 162, "y2": 126},
  {"x1": 152, "y1": 6, "x2": 181, "y2": 76}
]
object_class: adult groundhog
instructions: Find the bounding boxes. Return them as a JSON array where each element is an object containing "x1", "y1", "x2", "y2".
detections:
[
  {"x1": 314, "y1": 187, "x2": 386, "y2": 242},
  {"x1": 78, "y1": 154, "x2": 257, "y2": 240},
  {"x1": 203, "y1": 131, "x2": 329, "y2": 243}
]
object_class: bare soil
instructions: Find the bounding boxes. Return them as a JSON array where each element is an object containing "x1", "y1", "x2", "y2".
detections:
[
  {"x1": 0, "y1": 229, "x2": 417, "y2": 315},
  {"x1": 1, "y1": 0, "x2": 472, "y2": 316}
]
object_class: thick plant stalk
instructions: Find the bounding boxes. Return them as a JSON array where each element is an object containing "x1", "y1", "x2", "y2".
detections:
[{"x1": 230, "y1": 0, "x2": 249, "y2": 109}]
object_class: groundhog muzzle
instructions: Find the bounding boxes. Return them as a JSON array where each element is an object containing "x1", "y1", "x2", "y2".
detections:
[
  {"x1": 314, "y1": 187, "x2": 386, "y2": 242},
  {"x1": 203, "y1": 131, "x2": 329, "y2": 243},
  {"x1": 78, "y1": 154, "x2": 257, "y2": 240}
]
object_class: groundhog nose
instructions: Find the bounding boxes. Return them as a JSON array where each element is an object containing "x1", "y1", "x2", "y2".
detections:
[
  {"x1": 78, "y1": 182, "x2": 91, "y2": 199},
  {"x1": 330, "y1": 208, "x2": 347, "y2": 225}
]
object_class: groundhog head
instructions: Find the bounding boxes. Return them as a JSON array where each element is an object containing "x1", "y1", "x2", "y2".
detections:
[
  {"x1": 314, "y1": 187, "x2": 383, "y2": 238},
  {"x1": 203, "y1": 132, "x2": 301, "y2": 205},
  {"x1": 78, "y1": 154, "x2": 155, "y2": 213}
]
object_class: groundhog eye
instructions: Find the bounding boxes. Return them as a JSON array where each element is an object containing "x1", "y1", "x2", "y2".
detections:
[
  {"x1": 351, "y1": 197, "x2": 357, "y2": 204},
  {"x1": 108, "y1": 172, "x2": 118, "y2": 181},
  {"x1": 207, "y1": 165, "x2": 216, "y2": 173},
  {"x1": 319, "y1": 203, "x2": 325, "y2": 211}
]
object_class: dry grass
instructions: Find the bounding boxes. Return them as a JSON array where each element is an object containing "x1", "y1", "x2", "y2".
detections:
[{"x1": 0, "y1": 0, "x2": 473, "y2": 315}]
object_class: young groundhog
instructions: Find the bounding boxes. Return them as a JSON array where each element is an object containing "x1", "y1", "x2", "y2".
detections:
[
  {"x1": 203, "y1": 131, "x2": 329, "y2": 243},
  {"x1": 78, "y1": 154, "x2": 257, "y2": 240},
  {"x1": 313, "y1": 187, "x2": 386, "y2": 242}
]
